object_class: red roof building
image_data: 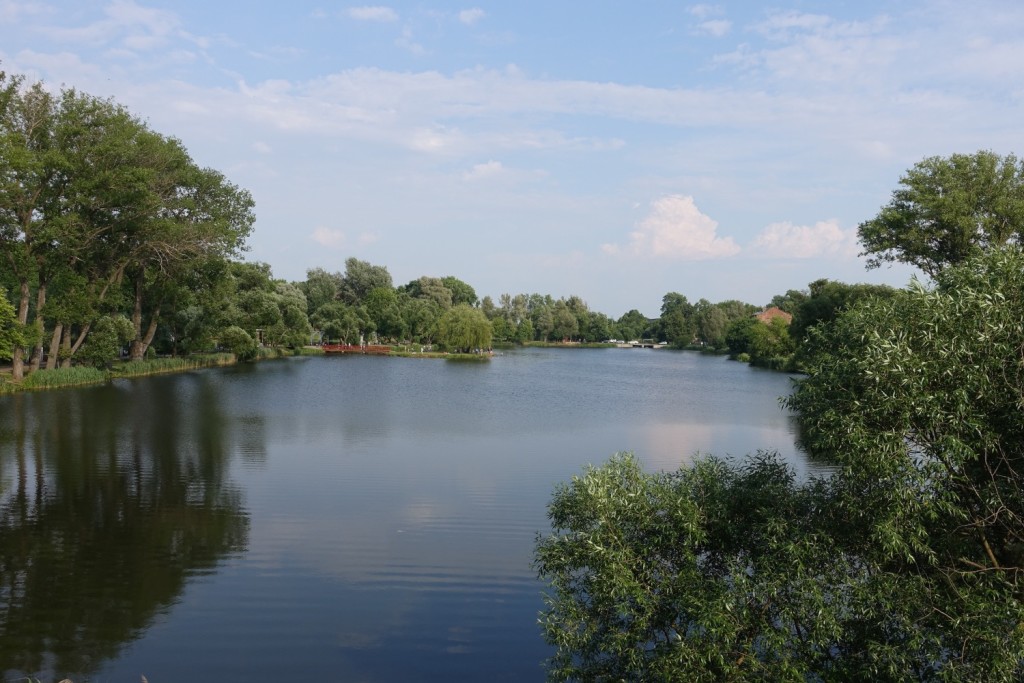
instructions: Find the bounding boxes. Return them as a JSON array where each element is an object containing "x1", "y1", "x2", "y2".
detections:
[{"x1": 754, "y1": 306, "x2": 793, "y2": 324}]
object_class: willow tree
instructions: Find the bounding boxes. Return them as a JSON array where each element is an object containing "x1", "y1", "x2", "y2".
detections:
[
  {"x1": 536, "y1": 248, "x2": 1024, "y2": 681},
  {"x1": 435, "y1": 304, "x2": 491, "y2": 353}
]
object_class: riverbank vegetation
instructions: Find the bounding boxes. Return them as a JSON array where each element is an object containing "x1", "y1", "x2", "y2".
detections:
[{"x1": 534, "y1": 152, "x2": 1024, "y2": 680}]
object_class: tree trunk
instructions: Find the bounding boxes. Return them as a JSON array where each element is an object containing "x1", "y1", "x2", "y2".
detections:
[
  {"x1": 11, "y1": 280, "x2": 30, "y2": 381},
  {"x1": 133, "y1": 307, "x2": 160, "y2": 360},
  {"x1": 29, "y1": 281, "x2": 46, "y2": 372},
  {"x1": 60, "y1": 326, "x2": 72, "y2": 368},
  {"x1": 69, "y1": 321, "x2": 92, "y2": 358},
  {"x1": 46, "y1": 323, "x2": 62, "y2": 370},
  {"x1": 129, "y1": 274, "x2": 145, "y2": 361}
]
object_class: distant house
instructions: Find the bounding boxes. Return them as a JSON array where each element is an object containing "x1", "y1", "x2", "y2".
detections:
[{"x1": 754, "y1": 306, "x2": 793, "y2": 325}]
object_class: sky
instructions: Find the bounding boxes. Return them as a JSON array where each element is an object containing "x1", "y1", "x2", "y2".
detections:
[{"x1": 2, "y1": 1, "x2": 1022, "y2": 317}]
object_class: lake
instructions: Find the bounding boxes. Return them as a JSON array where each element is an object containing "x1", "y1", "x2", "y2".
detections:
[{"x1": 0, "y1": 347, "x2": 817, "y2": 682}]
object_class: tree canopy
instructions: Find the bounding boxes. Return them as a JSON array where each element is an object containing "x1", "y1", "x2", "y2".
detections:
[
  {"x1": 0, "y1": 70, "x2": 253, "y2": 376},
  {"x1": 535, "y1": 246, "x2": 1024, "y2": 681},
  {"x1": 858, "y1": 151, "x2": 1024, "y2": 277}
]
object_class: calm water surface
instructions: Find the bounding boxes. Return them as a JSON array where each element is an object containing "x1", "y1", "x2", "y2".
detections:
[{"x1": 0, "y1": 347, "x2": 817, "y2": 682}]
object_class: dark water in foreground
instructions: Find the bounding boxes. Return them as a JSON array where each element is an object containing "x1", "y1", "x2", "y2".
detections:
[{"x1": 0, "y1": 347, "x2": 816, "y2": 682}]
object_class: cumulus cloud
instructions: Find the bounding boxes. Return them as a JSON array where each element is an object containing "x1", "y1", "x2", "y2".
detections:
[
  {"x1": 347, "y1": 6, "x2": 398, "y2": 22},
  {"x1": 310, "y1": 227, "x2": 346, "y2": 248},
  {"x1": 749, "y1": 219, "x2": 858, "y2": 258},
  {"x1": 606, "y1": 195, "x2": 740, "y2": 260},
  {"x1": 458, "y1": 8, "x2": 484, "y2": 25}
]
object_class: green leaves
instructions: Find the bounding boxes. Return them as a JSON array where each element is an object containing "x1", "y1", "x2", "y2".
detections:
[
  {"x1": 858, "y1": 151, "x2": 1024, "y2": 276},
  {"x1": 537, "y1": 248, "x2": 1024, "y2": 681}
]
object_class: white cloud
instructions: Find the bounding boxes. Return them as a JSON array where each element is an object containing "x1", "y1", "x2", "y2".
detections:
[
  {"x1": 347, "y1": 6, "x2": 398, "y2": 22},
  {"x1": 698, "y1": 20, "x2": 731, "y2": 37},
  {"x1": 0, "y1": 0, "x2": 52, "y2": 22},
  {"x1": 395, "y1": 27, "x2": 427, "y2": 55},
  {"x1": 252, "y1": 141, "x2": 272, "y2": 154},
  {"x1": 688, "y1": 4, "x2": 722, "y2": 20},
  {"x1": 310, "y1": 227, "x2": 346, "y2": 248},
  {"x1": 612, "y1": 195, "x2": 740, "y2": 260},
  {"x1": 463, "y1": 160, "x2": 503, "y2": 180},
  {"x1": 32, "y1": 0, "x2": 206, "y2": 56},
  {"x1": 749, "y1": 219, "x2": 858, "y2": 258},
  {"x1": 725, "y1": 11, "x2": 899, "y2": 85},
  {"x1": 459, "y1": 8, "x2": 484, "y2": 25}
]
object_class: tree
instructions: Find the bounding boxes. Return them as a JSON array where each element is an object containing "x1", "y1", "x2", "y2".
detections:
[
  {"x1": 858, "y1": 151, "x2": 1024, "y2": 277},
  {"x1": 789, "y1": 278, "x2": 895, "y2": 343},
  {"x1": 693, "y1": 300, "x2": 729, "y2": 348},
  {"x1": 658, "y1": 292, "x2": 694, "y2": 345},
  {"x1": 266, "y1": 281, "x2": 311, "y2": 348},
  {"x1": 616, "y1": 309, "x2": 649, "y2": 342},
  {"x1": 441, "y1": 275, "x2": 478, "y2": 307},
  {"x1": 768, "y1": 288, "x2": 808, "y2": 314},
  {"x1": 435, "y1": 304, "x2": 492, "y2": 353},
  {"x1": 0, "y1": 287, "x2": 23, "y2": 360},
  {"x1": 364, "y1": 286, "x2": 405, "y2": 340},
  {"x1": 339, "y1": 258, "x2": 392, "y2": 305},
  {"x1": 536, "y1": 247, "x2": 1024, "y2": 681},
  {"x1": 218, "y1": 325, "x2": 258, "y2": 360},
  {"x1": 310, "y1": 301, "x2": 364, "y2": 344},
  {"x1": 788, "y1": 245, "x2": 1024, "y2": 590},
  {"x1": 404, "y1": 276, "x2": 452, "y2": 310},
  {"x1": 400, "y1": 296, "x2": 440, "y2": 343},
  {"x1": 551, "y1": 300, "x2": 579, "y2": 341},
  {"x1": 0, "y1": 70, "x2": 253, "y2": 372},
  {"x1": 300, "y1": 267, "x2": 342, "y2": 313},
  {"x1": 723, "y1": 315, "x2": 758, "y2": 356},
  {"x1": 536, "y1": 452, "x2": 858, "y2": 682},
  {"x1": 77, "y1": 314, "x2": 133, "y2": 368}
]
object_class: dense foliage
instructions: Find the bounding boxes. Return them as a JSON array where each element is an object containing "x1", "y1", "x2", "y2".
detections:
[
  {"x1": 0, "y1": 71, "x2": 254, "y2": 379},
  {"x1": 858, "y1": 151, "x2": 1024, "y2": 276},
  {"x1": 535, "y1": 247, "x2": 1024, "y2": 681}
]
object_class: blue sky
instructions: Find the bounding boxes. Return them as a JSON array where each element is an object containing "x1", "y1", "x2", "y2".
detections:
[{"x1": 2, "y1": 1, "x2": 1022, "y2": 317}]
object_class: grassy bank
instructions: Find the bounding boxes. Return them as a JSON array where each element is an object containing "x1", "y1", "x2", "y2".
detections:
[
  {"x1": 0, "y1": 353, "x2": 237, "y2": 394},
  {"x1": 0, "y1": 344, "x2": 495, "y2": 395},
  {"x1": 521, "y1": 341, "x2": 616, "y2": 349}
]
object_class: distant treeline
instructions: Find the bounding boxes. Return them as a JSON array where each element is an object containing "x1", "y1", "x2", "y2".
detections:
[{"x1": 1, "y1": 67, "x2": 888, "y2": 378}]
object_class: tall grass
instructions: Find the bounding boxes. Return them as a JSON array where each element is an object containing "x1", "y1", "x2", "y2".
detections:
[
  {"x1": 19, "y1": 366, "x2": 107, "y2": 389},
  {"x1": 111, "y1": 354, "x2": 234, "y2": 378}
]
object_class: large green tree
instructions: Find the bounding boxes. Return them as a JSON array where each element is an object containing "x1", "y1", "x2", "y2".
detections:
[
  {"x1": 536, "y1": 247, "x2": 1024, "y2": 681},
  {"x1": 0, "y1": 70, "x2": 253, "y2": 372},
  {"x1": 858, "y1": 151, "x2": 1024, "y2": 277}
]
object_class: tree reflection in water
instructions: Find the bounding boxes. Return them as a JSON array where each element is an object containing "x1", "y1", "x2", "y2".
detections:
[{"x1": 0, "y1": 376, "x2": 250, "y2": 679}]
